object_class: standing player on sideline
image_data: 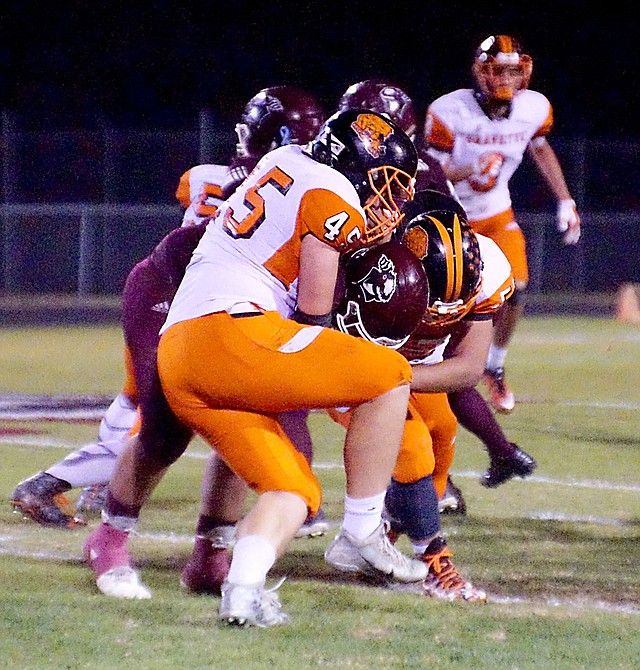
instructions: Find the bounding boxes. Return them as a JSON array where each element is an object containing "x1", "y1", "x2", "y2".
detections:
[
  {"x1": 82, "y1": 110, "x2": 427, "y2": 627},
  {"x1": 10, "y1": 86, "x2": 328, "y2": 539},
  {"x1": 424, "y1": 35, "x2": 581, "y2": 413}
]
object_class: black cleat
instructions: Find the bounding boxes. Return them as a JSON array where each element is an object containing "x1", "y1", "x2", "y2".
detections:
[
  {"x1": 11, "y1": 472, "x2": 85, "y2": 528},
  {"x1": 481, "y1": 445, "x2": 537, "y2": 488},
  {"x1": 438, "y1": 476, "x2": 467, "y2": 515}
]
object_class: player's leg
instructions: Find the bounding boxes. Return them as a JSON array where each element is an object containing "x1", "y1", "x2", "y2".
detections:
[
  {"x1": 475, "y1": 212, "x2": 529, "y2": 413},
  {"x1": 277, "y1": 409, "x2": 330, "y2": 538},
  {"x1": 180, "y1": 453, "x2": 248, "y2": 594},
  {"x1": 386, "y1": 393, "x2": 486, "y2": 602},
  {"x1": 10, "y1": 387, "x2": 138, "y2": 528},
  {"x1": 158, "y1": 312, "x2": 425, "y2": 625},
  {"x1": 447, "y1": 385, "x2": 537, "y2": 487}
]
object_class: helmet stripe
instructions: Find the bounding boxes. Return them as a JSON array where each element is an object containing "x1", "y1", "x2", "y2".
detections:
[
  {"x1": 497, "y1": 35, "x2": 514, "y2": 53},
  {"x1": 427, "y1": 215, "x2": 455, "y2": 300},
  {"x1": 452, "y1": 214, "x2": 464, "y2": 300}
]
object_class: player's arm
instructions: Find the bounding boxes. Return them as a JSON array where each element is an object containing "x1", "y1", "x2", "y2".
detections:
[
  {"x1": 424, "y1": 110, "x2": 478, "y2": 184},
  {"x1": 410, "y1": 320, "x2": 493, "y2": 393},
  {"x1": 527, "y1": 137, "x2": 581, "y2": 244},
  {"x1": 296, "y1": 233, "x2": 341, "y2": 321}
]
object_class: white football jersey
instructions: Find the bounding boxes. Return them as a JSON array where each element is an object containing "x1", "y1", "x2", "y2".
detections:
[
  {"x1": 161, "y1": 145, "x2": 368, "y2": 333},
  {"x1": 425, "y1": 88, "x2": 553, "y2": 220},
  {"x1": 175, "y1": 163, "x2": 237, "y2": 227}
]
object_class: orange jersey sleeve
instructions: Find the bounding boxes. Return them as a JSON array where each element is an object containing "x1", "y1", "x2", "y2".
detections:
[
  {"x1": 424, "y1": 110, "x2": 455, "y2": 152},
  {"x1": 532, "y1": 104, "x2": 554, "y2": 139}
]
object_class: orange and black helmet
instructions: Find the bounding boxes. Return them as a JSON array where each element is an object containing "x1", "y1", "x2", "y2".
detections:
[
  {"x1": 400, "y1": 190, "x2": 483, "y2": 331},
  {"x1": 472, "y1": 35, "x2": 532, "y2": 103}
]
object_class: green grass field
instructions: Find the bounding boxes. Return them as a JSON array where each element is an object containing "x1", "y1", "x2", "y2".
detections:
[{"x1": 1, "y1": 317, "x2": 639, "y2": 669}]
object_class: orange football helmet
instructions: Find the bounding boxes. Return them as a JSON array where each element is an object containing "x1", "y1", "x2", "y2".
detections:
[{"x1": 472, "y1": 35, "x2": 532, "y2": 103}]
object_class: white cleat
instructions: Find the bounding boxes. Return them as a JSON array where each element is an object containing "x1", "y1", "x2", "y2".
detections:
[
  {"x1": 218, "y1": 579, "x2": 289, "y2": 628},
  {"x1": 324, "y1": 522, "x2": 427, "y2": 583},
  {"x1": 95, "y1": 566, "x2": 152, "y2": 599}
]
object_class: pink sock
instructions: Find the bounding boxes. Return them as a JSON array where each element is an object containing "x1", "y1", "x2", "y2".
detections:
[{"x1": 84, "y1": 523, "x2": 131, "y2": 577}]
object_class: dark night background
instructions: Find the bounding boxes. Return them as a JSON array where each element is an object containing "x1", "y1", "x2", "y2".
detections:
[
  {"x1": 1, "y1": 1, "x2": 639, "y2": 295},
  {"x1": 3, "y1": 1, "x2": 639, "y2": 137}
]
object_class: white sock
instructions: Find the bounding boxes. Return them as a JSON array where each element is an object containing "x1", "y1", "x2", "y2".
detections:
[
  {"x1": 342, "y1": 492, "x2": 386, "y2": 539},
  {"x1": 98, "y1": 393, "x2": 138, "y2": 443},
  {"x1": 486, "y1": 344, "x2": 508, "y2": 371},
  {"x1": 226, "y1": 535, "x2": 276, "y2": 586},
  {"x1": 47, "y1": 439, "x2": 121, "y2": 487}
]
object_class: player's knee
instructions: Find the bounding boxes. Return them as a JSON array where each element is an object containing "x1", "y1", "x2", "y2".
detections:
[
  {"x1": 385, "y1": 476, "x2": 440, "y2": 540},
  {"x1": 137, "y1": 404, "x2": 192, "y2": 467}
]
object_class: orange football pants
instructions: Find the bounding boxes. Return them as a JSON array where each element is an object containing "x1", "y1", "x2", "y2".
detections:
[
  {"x1": 470, "y1": 208, "x2": 529, "y2": 285},
  {"x1": 157, "y1": 311, "x2": 412, "y2": 514},
  {"x1": 327, "y1": 391, "x2": 457, "y2": 499}
]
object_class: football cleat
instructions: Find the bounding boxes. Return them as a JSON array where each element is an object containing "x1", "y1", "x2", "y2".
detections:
[
  {"x1": 75, "y1": 483, "x2": 108, "y2": 516},
  {"x1": 419, "y1": 537, "x2": 487, "y2": 603},
  {"x1": 481, "y1": 445, "x2": 537, "y2": 488},
  {"x1": 180, "y1": 527, "x2": 235, "y2": 595},
  {"x1": 438, "y1": 476, "x2": 467, "y2": 515},
  {"x1": 324, "y1": 521, "x2": 427, "y2": 583},
  {"x1": 95, "y1": 566, "x2": 151, "y2": 600},
  {"x1": 84, "y1": 523, "x2": 151, "y2": 599},
  {"x1": 10, "y1": 472, "x2": 86, "y2": 529},
  {"x1": 218, "y1": 578, "x2": 290, "y2": 628},
  {"x1": 295, "y1": 508, "x2": 330, "y2": 538},
  {"x1": 483, "y1": 367, "x2": 515, "y2": 413}
]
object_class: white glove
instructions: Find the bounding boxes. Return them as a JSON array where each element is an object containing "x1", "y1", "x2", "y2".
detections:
[
  {"x1": 556, "y1": 199, "x2": 581, "y2": 245},
  {"x1": 468, "y1": 152, "x2": 504, "y2": 192}
]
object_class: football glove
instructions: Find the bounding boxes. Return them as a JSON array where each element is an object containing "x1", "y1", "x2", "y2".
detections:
[
  {"x1": 468, "y1": 152, "x2": 504, "y2": 192},
  {"x1": 556, "y1": 198, "x2": 581, "y2": 245}
]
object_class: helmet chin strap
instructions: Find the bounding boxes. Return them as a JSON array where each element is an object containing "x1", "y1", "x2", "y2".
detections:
[{"x1": 473, "y1": 89, "x2": 512, "y2": 120}]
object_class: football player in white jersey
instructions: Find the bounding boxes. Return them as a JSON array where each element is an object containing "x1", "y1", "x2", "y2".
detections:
[
  {"x1": 82, "y1": 110, "x2": 428, "y2": 627},
  {"x1": 10, "y1": 86, "x2": 328, "y2": 540},
  {"x1": 328, "y1": 189, "x2": 515, "y2": 602},
  {"x1": 338, "y1": 80, "x2": 536, "y2": 506},
  {"x1": 424, "y1": 35, "x2": 581, "y2": 413}
]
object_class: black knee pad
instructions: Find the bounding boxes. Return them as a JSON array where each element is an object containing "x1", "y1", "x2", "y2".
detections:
[{"x1": 385, "y1": 476, "x2": 441, "y2": 541}]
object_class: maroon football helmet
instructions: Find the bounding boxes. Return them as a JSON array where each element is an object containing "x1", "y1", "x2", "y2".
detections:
[
  {"x1": 338, "y1": 79, "x2": 417, "y2": 139},
  {"x1": 334, "y1": 240, "x2": 429, "y2": 349},
  {"x1": 234, "y1": 85, "x2": 325, "y2": 165}
]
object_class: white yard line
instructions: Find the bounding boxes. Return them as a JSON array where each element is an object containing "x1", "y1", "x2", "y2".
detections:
[{"x1": 0, "y1": 529, "x2": 637, "y2": 616}]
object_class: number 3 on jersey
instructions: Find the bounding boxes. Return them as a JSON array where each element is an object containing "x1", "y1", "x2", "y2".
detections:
[{"x1": 223, "y1": 167, "x2": 293, "y2": 238}]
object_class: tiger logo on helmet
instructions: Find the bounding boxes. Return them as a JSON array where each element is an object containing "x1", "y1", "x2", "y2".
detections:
[{"x1": 350, "y1": 113, "x2": 394, "y2": 159}]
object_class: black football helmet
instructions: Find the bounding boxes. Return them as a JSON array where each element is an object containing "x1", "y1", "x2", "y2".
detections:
[
  {"x1": 338, "y1": 79, "x2": 417, "y2": 139},
  {"x1": 235, "y1": 85, "x2": 325, "y2": 164},
  {"x1": 334, "y1": 240, "x2": 429, "y2": 349},
  {"x1": 311, "y1": 109, "x2": 418, "y2": 243},
  {"x1": 472, "y1": 35, "x2": 532, "y2": 104},
  {"x1": 399, "y1": 190, "x2": 483, "y2": 333}
]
